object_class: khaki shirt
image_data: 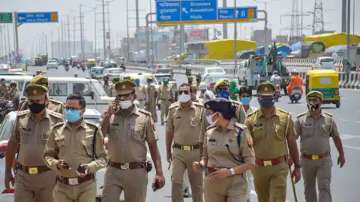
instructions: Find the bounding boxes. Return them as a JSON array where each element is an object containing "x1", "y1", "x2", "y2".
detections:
[
  {"x1": 6, "y1": 88, "x2": 17, "y2": 100},
  {"x1": 43, "y1": 121, "x2": 107, "y2": 177},
  {"x1": 146, "y1": 84, "x2": 157, "y2": 104},
  {"x1": 0, "y1": 85, "x2": 7, "y2": 98},
  {"x1": 203, "y1": 118, "x2": 255, "y2": 168},
  {"x1": 295, "y1": 111, "x2": 339, "y2": 155},
  {"x1": 159, "y1": 85, "x2": 171, "y2": 100},
  {"x1": 245, "y1": 108, "x2": 296, "y2": 159},
  {"x1": 106, "y1": 106, "x2": 157, "y2": 163},
  {"x1": 166, "y1": 101, "x2": 207, "y2": 145},
  {"x1": 9, "y1": 109, "x2": 63, "y2": 166},
  {"x1": 231, "y1": 100, "x2": 246, "y2": 124},
  {"x1": 19, "y1": 98, "x2": 64, "y2": 114},
  {"x1": 135, "y1": 86, "x2": 146, "y2": 101}
]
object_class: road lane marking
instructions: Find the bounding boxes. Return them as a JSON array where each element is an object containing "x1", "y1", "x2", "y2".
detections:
[
  {"x1": 343, "y1": 145, "x2": 360, "y2": 151},
  {"x1": 341, "y1": 134, "x2": 360, "y2": 140}
]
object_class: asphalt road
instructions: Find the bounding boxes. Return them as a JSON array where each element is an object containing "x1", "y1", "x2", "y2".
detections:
[{"x1": 1, "y1": 66, "x2": 359, "y2": 202}]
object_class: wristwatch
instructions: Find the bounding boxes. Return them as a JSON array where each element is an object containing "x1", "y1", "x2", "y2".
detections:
[{"x1": 229, "y1": 168, "x2": 236, "y2": 176}]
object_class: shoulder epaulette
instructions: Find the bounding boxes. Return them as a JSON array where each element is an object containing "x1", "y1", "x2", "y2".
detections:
[
  {"x1": 17, "y1": 110, "x2": 30, "y2": 116},
  {"x1": 85, "y1": 121, "x2": 99, "y2": 128},
  {"x1": 277, "y1": 108, "x2": 290, "y2": 115},
  {"x1": 49, "y1": 98, "x2": 64, "y2": 105},
  {"x1": 52, "y1": 122, "x2": 65, "y2": 129},
  {"x1": 247, "y1": 109, "x2": 259, "y2": 118},
  {"x1": 193, "y1": 102, "x2": 204, "y2": 108},
  {"x1": 206, "y1": 125, "x2": 216, "y2": 131},
  {"x1": 296, "y1": 112, "x2": 307, "y2": 118},
  {"x1": 169, "y1": 102, "x2": 180, "y2": 109},
  {"x1": 48, "y1": 110, "x2": 63, "y2": 119},
  {"x1": 138, "y1": 109, "x2": 151, "y2": 116},
  {"x1": 234, "y1": 122, "x2": 246, "y2": 130},
  {"x1": 323, "y1": 111, "x2": 333, "y2": 117}
]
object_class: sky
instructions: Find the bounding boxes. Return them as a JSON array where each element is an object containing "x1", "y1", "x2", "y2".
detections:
[{"x1": 0, "y1": 0, "x2": 359, "y2": 57}]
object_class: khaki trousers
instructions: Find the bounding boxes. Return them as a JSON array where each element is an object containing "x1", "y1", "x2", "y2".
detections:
[
  {"x1": 14, "y1": 170, "x2": 56, "y2": 202},
  {"x1": 102, "y1": 167, "x2": 148, "y2": 202},
  {"x1": 53, "y1": 180, "x2": 96, "y2": 202},
  {"x1": 171, "y1": 149, "x2": 203, "y2": 202},
  {"x1": 302, "y1": 156, "x2": 332, "y2": 202},
  {"x1": 252, "y1": 162, "x2": 289, "y2": 202},
  {"x1": 204, "y1": 174, "x2": 248, "y2": 202}
]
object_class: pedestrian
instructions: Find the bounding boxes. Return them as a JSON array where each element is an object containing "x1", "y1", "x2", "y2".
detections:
[
  {"x1": 43, "y1": 94, "x2": 107, "y2": 202},
  {"x1": 134, "y1": 78, "x2": 147, "y2": 109},
  {"x1": 100, "y1": 79, "x2": 165, "y2": 202},
  {"x1": 214, "y1": 79, "x2": 247, "y2": 124},
  {"x1": 245, "y1": 82, "x2": 301, "y2": 202},
  {"x1": 166, "y1": 83, "x2": 207, "y2": 202},
  {"x1": 238, "y1": 85, "x2": 255, "y2": 115},
  {"x1": 103, "y1": 75, "x2": 111, "y2": 96},
  {"x1": 145, "y1": 76, "x2": 158, "y2": 122},
  {"x1": 18, "y1": 75, "x2": 64, "y2": 114},
  {"x1": 159, "y1": 79, "x2": 171, "y2": 125},
  {"x1": 5, "y1": 84, "x2": 63, "y2": 202},
  {"x1": 0, "y1": 78, "x2": 7, "y2": 98},
  {"x1": 193, "y1": 98, "x2": 255, "y2": 202},
  {"x1": 295, "y1": 91, "x2": 345, "y2": 202}
]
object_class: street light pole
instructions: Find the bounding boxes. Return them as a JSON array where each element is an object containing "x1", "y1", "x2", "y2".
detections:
[
  {"x1": 126, "y1": 0, "x2": 130, "y2": 62},
  {"x1": 233, "y1": 0, "x2": 238, "y2": 72},
  {"x1": 346, "y1": 0, "x2": 351, "y2": 72},
  {"x1": 102, "y1": 0, "x2": 106, "y2": 59}
]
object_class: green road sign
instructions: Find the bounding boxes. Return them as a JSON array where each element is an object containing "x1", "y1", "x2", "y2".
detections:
[{"x1": 0, "y1": 12, "x2": 13, "y2": 23}]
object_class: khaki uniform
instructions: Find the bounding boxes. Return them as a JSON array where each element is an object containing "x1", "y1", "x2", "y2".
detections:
[
  {"x1": 166, "y1": 101, "x2": 206, "y2": 202},
  {"x1": 0, "y1": 84, "x2": 7, "y2": 98},
  {"x1": 159, "y1": 84, "x2": 171, "y2": 124},
  {"x1": 145, "y1": 84, "x2": 158, "y2": 122},
  {"x1": 231, "y1": 100, "x2": 247, "y2": 124},
  {"x1": 135, "y1": 86, "x2": 147, "y2": 109},
  {"x1": 9, "y1": 109, "x2": 63, "y2": 202},
  {"x1": 43, "y1": 120, "x2": 107, "y2": 202},
  {"x1": 246, "y1": 108, "x2": 296, "y2": 202},
  {"x1": 190, "y1": 84, "x2": 198, "y2": 101},
  {"x1": 6, "y1": 87, "x2": 17, "y2": 100},
  {"x1": 295, "y1": 111, "x2": 339, "y2": 202},
  {"x1": 102, "y1": 106, "x2": 157, "y2": 202},
  {"x1": 203, "y1": 118, "x2": 255, "y2": 202},
  {"x1": 19, "y1": 98, "x2": 64, "y2": 114}
]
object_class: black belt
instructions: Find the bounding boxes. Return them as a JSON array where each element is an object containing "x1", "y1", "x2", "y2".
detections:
[
  {"x1": 16, "y1": 163, "x2": 51, "y2": 175},
  {"x1": 173, "y1": 143, "x2": 200, "y2": 151},
  {"x1": 108, "y1": 161, "x2": 146, "y2": 170},
  {"x1": 57, "y1": 174, "x2": 94, "y2": 186}
]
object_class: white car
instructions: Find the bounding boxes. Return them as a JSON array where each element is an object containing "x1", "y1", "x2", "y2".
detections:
[
  {"x1": 315, "y1": 56, "x2": 336, "y2": 70},
  {"x1": 0, "y1": 109, "x2": 102, "y2": 201},
  {"x1": 103, "y1": 67, "x2": 124, "y2": 81},
  {"x1": 47, "y1": 59, "x2": 59, "y2": 70}
]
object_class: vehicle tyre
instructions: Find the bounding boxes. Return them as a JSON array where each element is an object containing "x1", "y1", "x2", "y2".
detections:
[{"x1": 336, "y1": 102, "x2": 340, "y2": 108}]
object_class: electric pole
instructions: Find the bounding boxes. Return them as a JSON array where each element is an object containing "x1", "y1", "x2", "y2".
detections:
[
  {"x1": 312, "y1": 0, "x2": 325, "y2": 34},
  {"x1": 106, "y1": 2, "x2": 111, "y2": 58},
  {"x1": 135, "y1": 0, "x2": 140, "y2": 31},
  {"x1": 94, "y1": 7, "x2": 97, "y2": 57},
  {"x1": 223, "y1": 0, "x2": 228, "y2": 39},
  {"x1": 79, "y1": 4, "x2": 85, "y2": 61},
  {"x1": 67, "y1": 15, "x2": 71, "y2": 57},
  {"x1": 102, "y1": 0, "x2": 106, "y2": 59}
]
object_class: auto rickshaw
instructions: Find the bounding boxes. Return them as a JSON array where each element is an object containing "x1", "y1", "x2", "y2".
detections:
[
  {"x1": 86, "y1": 58, "x2": 97, "y2": 69},
  {"x1": 305, "y1": 69, "x2": 340, "y2": 108}
]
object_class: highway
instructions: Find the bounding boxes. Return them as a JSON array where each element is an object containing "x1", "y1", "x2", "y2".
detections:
[{"x1": 1, "y1": 66, "x2": 359, "y2": 202}]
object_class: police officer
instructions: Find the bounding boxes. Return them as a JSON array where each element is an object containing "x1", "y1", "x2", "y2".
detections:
[
  {"x1": 214, "y1": 79, "x2": 247, "y2": 124},
  {"x1": 5, "y1": 84, "x2": 63, "y2": 202},
  {"x1": 187, "y1": 76, "x2": 198, "y2": 101},
  {"x1": 145, "y1": 76, "x2": 158, "y2": 122},
  {"x1": 166, "y1": 83, "x2": 207, "y2": 202},
  {"x1": 101, "y1": 80, "x2": 165, "y2": 202},
  {"x1": 134, "y1": 78, "x2": 147, "y2": 109},
  {"x1": 159, "y1": 79, "x2": 171, "y2": 125},
  {"x1": 238, "y1": 86, "x2": 255, "y2": 115},
  {"x1": 193, "y1": 98, "x2": 255, "y2": 202},
  {"x1": 43, "y1": 94, "x2": 107, "y2": 202},
  {"x1": 245, "y1": 82, "x2": 301, "y2": 202},
  {"x1": 18, "y1": 75, "x2": 64, "y2": 114},
  {"x1": 295, "y1": 91, "x2": 345, "y2": 202},
  {"x1": 6, "y1": 82, "x2": 18, "y2": 101}
]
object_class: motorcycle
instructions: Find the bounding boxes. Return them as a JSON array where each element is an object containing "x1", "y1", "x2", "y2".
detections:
[
  {"x1": 289, "y1": 86, "x2": 302, "y2": 103},
  {"x1": 0, "y1": 99, "x2": 16, "y2": 123}
]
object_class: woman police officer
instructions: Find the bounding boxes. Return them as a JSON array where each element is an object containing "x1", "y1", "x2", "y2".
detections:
[{"x1": 193, "y1": 98, "x2": 255, "y2": 202}]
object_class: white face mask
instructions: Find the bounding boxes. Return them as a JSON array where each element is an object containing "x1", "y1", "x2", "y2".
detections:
[
  {"x1": 178, "y1": 94, "x2": 191, "y2": 103},
  {"x1": 119, "y1": 100, "x2": 133, "y2": 109}
]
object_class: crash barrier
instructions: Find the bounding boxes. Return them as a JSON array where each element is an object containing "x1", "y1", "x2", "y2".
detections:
[
  {"x1": 283, "y1": 58, "x2": 344, "y2": 72},
  {"x1": 127, "y1": 64, "x2": 360, "y2": 89}
]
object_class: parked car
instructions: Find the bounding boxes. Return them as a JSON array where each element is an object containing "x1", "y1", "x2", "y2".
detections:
[
  {"x1": 314, "y1": 56, "x2": 336, "y2": 70},
  {"x1": 46, "y1": 59, "x2": 59, "y2": 70},
  {"x1": 103, "y1": 67, "x2": 124, "y2": 81},
  {"x1": 0, "y1": 109, "x2": 102, "y2": 201}
]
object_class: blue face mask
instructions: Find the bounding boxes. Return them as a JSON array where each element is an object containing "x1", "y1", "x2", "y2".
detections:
[
  {"x1": 216, "y1": 90, "x2": 230, "y2": 99},
  {"x1": 258, "y1": 96, "x2": 275, "y2": 108},
  {"x1": 64, "y1": 109, "x2": 82, "y2": 123},
  {"x1": 240, "y1": 96, "x2": 251, "y2": 106}
]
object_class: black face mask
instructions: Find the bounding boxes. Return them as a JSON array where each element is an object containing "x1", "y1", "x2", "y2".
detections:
[
  {"x1": 307, "y1": 103, "x2": 321, "y2": 112},
  {"x1": 29, "y1": 103, "x2": 46, "y2": 114},
  {"x1": 258, "y1": 96, "x2": 275, "y2": 108}
]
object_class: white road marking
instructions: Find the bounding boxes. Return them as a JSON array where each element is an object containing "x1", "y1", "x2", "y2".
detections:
[
  {"x1": 341, "y1": 134, "x2": 360, "y2": 140},
  {"x1": 343, "y1": 145, "x2": 360, "y2": 151}
]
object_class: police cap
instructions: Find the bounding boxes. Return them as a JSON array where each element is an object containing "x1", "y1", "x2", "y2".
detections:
[
  {"x1": 26, "y1": 84, "x2": 47, "y2": 100},
  {"x1": 214, "y1": 79, "x2": 229, "y2": 90},
  {"x1": 115, "y1": 80, "x2": 136, "y2": 95},
  {"x1": 31, "y1": 75, "x2": 48, "y2": 88},
  {"x1": 257, "y1": 82, "x2": 275, "y2": 96},
  {"x1": 306, "y1": 90, "x2": 323, "y2": 101},
  {"x1": 204, "y1": 98, "x2": 235, "y2": 119}
]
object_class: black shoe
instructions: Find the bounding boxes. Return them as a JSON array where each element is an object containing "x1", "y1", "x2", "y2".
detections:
[{"x1": 183, "y1": 187, "x2": 191, "y2": 198}]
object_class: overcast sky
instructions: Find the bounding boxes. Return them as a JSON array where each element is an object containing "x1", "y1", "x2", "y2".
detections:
[{"x1": 1, "y1": 0, "x2": 359, "y2": 57}]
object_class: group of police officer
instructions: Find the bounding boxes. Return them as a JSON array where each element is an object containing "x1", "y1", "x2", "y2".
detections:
[
  {"x1": 0, "y1": 78, "x2": 18, "y2": 102},
  {"x1": 3, "y1": 73, "x2": 345, "y2": 202}
]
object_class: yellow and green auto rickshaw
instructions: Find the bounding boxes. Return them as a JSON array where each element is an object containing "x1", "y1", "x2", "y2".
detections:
[
  {"x1": 86, "y1": 58, "x2": 97, "y2": 69},
  {"x1": 306, "y1": 69, "x2": 340, "y2": 108}
]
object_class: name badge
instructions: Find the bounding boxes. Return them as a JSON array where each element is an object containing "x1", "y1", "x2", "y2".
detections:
[{"x1": 68, "y1": 178, "x2": 79, "y2": 185}]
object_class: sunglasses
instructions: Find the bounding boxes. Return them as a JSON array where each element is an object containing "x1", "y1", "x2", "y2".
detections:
[{"x1": 179, "y1": 90, "x2": 190, "y2": 95}]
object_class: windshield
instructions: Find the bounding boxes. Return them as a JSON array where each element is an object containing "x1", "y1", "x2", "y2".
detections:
[
  {"x1": 203, "y1": 75, "x2": 230, "y2": 84},
  {"x1": 92, "y1": 80, "x2": 108, "y2": 96}
]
